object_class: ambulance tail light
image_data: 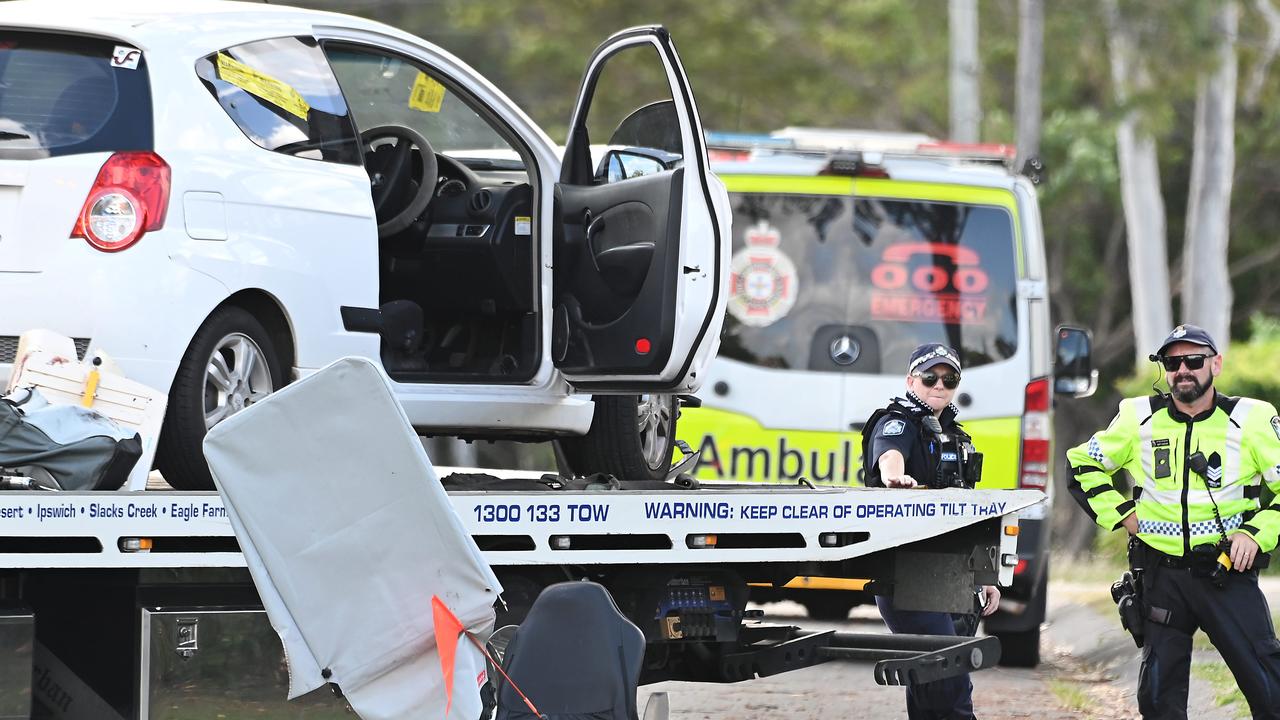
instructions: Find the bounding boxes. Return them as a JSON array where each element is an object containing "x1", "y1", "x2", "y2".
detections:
[
  {"x1": 1019, "y1": 377, "x2": 1051, "y2": 490},
  {"x1": 71, "y1": 151, "x2": 171, "y2": 252}
]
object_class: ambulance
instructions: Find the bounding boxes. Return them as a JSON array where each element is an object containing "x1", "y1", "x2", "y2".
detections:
[{"x1": 678, "y1": 129, "x2": 1095, "y2": 667}]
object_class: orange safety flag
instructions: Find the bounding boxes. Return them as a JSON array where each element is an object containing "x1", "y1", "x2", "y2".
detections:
[{"x1": 432, "y1": 595, "x2": 466, "y2": 715}]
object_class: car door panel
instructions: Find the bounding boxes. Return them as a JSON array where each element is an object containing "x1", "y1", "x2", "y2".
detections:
[
  {"x1": 554, "y1": 27, "x2": 728, "y2": 393},
  {"x1": 554, "y1": 169, "x2": 681, "y2": 373}
]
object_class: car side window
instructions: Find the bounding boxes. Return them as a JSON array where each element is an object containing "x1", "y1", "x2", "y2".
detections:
[
  {"x1": 322, "y1": 47, "x2": 522, "y2": 166},
  {"x1": 195, "y1": 36, "x2": 361, "y2": 164},
  {"x1": 583, "y1": 44, "x2": 682, "y2": 184}
]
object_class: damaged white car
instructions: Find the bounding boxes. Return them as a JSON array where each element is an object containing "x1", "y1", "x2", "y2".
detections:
[{"x1": 0, "y1": 1, "x2": 730, "y2": 488}]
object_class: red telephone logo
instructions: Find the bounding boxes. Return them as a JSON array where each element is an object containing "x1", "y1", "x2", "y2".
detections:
[{"x1": 870, "y1": 242, "x2": 988, "y2": 294}]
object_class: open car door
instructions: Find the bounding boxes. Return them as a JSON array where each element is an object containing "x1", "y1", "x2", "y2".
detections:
[{"x1": 553, "y1": 26, "x2": 729, "y2": 393}]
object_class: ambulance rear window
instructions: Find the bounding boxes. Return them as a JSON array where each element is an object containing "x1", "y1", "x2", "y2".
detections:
[
  {"x1": 720, "y1": 193, "x2": 1019, "y2": 373},
  {"x1": 0, "y1": 32, "x2": 153, "y2": 160}
]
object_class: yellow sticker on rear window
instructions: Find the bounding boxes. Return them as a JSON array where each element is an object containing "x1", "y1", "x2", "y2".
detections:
[
  {"x1": 409, "y1": 72, "x2": 446, "y2": 113},
  {"x1": 216, "y1": 53, "x2": 310, "y2": 121}
]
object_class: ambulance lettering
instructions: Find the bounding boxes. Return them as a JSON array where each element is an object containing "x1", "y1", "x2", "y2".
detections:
[
  {"x1": 869, "y1": 242, "x2": 989, "y2": 324},
  {"x1": 694, "y1": 433, "x2": 859, "y2": 484}
]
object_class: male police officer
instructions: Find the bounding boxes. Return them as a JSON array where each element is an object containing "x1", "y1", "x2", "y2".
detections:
[
  {"x1": 1067, "y1": 324, "x2": 1280, "y2": 719},
  {"x1": 864, "y1": 343, "x2": 999, "y2": 720}
]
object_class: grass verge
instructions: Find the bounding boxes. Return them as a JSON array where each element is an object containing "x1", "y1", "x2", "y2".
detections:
[
  {"x1": 1192, "y1": 661, "x2": 1248, "y2": 718},
  {"x1": 1048, "y1": 679, "x2": 1094, "y2": 715}
]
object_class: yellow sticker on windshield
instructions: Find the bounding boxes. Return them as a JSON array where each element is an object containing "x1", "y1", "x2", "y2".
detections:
[
  {"x1": 216, "y1": 53, "x2": 310, "y2": 121},
  {"x1": 409, "y1": 72, "x2": 446, "y2": 113}
]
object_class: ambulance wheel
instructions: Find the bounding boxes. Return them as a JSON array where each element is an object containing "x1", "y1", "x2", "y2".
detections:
[
  {"x1": 158, "y1": 307, "x2": 284, "y2": 491},
  {"x1": 802, "y1": 593, "x2": 857, "y2": 621},
  {"x1": 994, "y1": 626, "x2": 1041, "y2": 667},
  {"x1": 557, "y1": 394, "x2": 676, "y2": 482}
]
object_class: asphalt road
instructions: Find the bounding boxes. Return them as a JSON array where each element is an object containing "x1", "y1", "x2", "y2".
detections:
[{"x1": 638, "y1": 579, "x2": 1280, "y2": 720}]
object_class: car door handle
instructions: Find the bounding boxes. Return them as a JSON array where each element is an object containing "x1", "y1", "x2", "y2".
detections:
[{"x1": 586, "y1": 213, "x2": 605, "y2": 243}]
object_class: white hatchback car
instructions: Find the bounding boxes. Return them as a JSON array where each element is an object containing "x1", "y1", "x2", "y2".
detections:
[{"x1": 0, "y1": 1, "x2": 730, "y2": 489}]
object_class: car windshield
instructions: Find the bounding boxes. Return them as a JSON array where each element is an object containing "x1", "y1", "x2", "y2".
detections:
[
  {"x1": 0, "y1": 32, "x2": 153, "y2": 160},
  {"x1": 719, "y1": 192, "x2": 1019, "y2": 373}
]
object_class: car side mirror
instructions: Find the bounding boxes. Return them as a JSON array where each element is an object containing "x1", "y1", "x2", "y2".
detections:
[
  {"x1": 1054, "y1": 325, "x2": 1097, "y2": 398},
  {"x1": 596, "y1": 148, "x2": 676, "y2": 184}
]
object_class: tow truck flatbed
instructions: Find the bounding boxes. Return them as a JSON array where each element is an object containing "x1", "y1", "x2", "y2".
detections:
[
  {"x1": 0, "y1": 467, "x2": 1042, "y2": 718},
  {"x1": 0, "y1": 474, "x2": 1039, "y2": 572}
]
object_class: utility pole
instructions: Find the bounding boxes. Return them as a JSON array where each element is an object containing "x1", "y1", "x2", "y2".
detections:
[
  {"x1": 949, "y1": 0, "x2": 982, "y2": 142},
  {"x1": 1015, "y1": 0, "x2": 1043, "y2": 172}
]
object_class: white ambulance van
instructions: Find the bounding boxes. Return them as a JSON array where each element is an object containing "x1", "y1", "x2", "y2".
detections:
[{"x1": 678, "y1": 130, "x2": 1095, "y2": 666}]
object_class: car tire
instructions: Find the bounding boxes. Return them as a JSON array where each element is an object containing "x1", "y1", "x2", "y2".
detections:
[
  {"x1": 158, "y1": 307, "x2": 284, "y2": 491},
  {"x1": 994, "y1": 626, "x2": 1041, "y2": 667},
  {"x1": 993, "y1": 567, "x2": 1047, "y2": 667},
  {"x1": 556, "y1": 394, "x2": 676, "y2": 482},
  {"x1": 802, "y1": 593, "x2": 858, "y2": 621}
]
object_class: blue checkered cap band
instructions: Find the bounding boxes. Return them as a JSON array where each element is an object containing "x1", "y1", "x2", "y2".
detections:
[
  {"x1": 1138, "y1": 513, "x2": 1243, "y2": 538},
  {"x1": 908, "y1": 344, "x2": 962, "y2": 374}
]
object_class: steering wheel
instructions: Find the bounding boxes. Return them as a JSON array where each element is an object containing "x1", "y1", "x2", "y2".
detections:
[{"x1": 360, "y1": 124, "x2": 438, "y2": 237}]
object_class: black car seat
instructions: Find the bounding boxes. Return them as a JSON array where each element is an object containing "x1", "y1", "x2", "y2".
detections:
[
  {"x1": 378, "y1": 299, "x2": 428, "y2": 372},
  {"x1": 495, "y1": 581, "x2": 645, "y2": 720}
]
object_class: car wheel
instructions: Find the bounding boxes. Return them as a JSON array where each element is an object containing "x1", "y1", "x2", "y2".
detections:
[
  {"x1": 158, "y1": 307, "x2": 284, "y2": 490},
  {"x1": 556, "y1": 394, "x2": 676, "y2": 481}
]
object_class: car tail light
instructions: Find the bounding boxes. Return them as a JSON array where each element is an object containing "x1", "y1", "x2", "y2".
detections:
[
  {"x1": 1019, "y1": 377, "x2": 1051, "y2": 490},
  {"x1": 71, "y1": 152, "x2": 170, "y2": 252}
]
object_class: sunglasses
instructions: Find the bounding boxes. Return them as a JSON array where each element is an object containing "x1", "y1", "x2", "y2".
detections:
[
  {"x1": 913, "y1": 371, "x2": 961, "y2": 389},
  {"x1": 1157, "y1": 354, "x2": 1214, "y2": 372}
]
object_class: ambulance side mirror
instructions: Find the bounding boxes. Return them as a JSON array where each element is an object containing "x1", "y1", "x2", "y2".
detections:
[{"x1": 1054, "y1": 325, "x2": 1097, "y2": 398}]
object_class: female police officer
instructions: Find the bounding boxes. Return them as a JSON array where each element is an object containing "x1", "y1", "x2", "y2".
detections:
[
  {"x1": 1067, "y1": 324, "x2": 1280, "y2": 719},
  {"x1": 863, "y1": 343, "x2": 999, "y2": 720}
]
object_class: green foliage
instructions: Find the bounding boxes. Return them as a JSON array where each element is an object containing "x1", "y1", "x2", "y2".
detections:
[{"x1": 1113, "y1": 315, "x2": 1280, "y2": 401}]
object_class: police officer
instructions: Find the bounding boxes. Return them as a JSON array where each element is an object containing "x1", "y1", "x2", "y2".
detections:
[
  {"x1": 1067, "y1": 324, "x2": 1280, "y2": 719},
  {"x1": 864, "y1": 343, "x2": 999, "y2": 720}
]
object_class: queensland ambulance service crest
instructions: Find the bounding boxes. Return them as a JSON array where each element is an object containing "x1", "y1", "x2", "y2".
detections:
[{"x1": 728, "y1": 221, "x2": 799, "y2": 327}]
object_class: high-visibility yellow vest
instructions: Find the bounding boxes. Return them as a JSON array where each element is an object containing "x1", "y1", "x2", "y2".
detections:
[{"x1": 1066, "y1": 392, "x2": 1280, "y2": 556}]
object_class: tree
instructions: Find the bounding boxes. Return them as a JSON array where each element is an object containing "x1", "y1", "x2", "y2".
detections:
[
  {"x1": 949, "y1": 0, "x2": 982, "y2": 142},
  {"x1": 1182, "y1": 2, "x2": 1239, "y2": 348},
  {"x1": 1103, "y1": 0, "x2": 1173, "y2": 366}
]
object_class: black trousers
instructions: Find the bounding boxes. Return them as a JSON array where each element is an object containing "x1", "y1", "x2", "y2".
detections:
[
  {"x1": 1140, "y1": 559, "x2": 1280, "y2": 719},
  {"x1": 876, "y1": 596, "x2": 979, "y2": 720}
]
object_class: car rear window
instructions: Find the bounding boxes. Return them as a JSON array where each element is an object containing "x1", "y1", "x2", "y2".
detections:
[
  {"x1": 0, "y1": 31, "x2": 153, "y2": 160},
  {"x1": 196, "y1": 36, "x2": 360, "y2": 165},
  {"x1": 720, "y1": 192, "x2": 1019, "y2": 372}
]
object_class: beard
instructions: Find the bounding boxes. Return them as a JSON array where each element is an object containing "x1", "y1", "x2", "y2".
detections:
[{"x1": 1170, "y1": 372, "x2": 1212, "y2": 403}]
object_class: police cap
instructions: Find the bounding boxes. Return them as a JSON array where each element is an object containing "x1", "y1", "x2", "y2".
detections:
[
  {"x1": 908, "y1": 343, "x2": 962, "y2": 374},
  {"x1": 1154, "y1": 324, "x2": 1218, "y2": 358}
]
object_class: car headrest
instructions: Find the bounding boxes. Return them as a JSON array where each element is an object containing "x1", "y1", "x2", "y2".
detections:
[{"x1": 497, "y1": 581, "x2": 645, "y2": 720}]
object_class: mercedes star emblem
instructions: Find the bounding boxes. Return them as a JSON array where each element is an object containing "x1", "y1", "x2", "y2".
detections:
[{"x1": 830, "y1": 335, "x2": 860, "y2": 366}]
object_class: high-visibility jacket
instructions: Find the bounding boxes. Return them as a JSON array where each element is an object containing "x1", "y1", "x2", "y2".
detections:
[{"x1": 1066, "y1": 392, "x2": 1280, "y2": 556}]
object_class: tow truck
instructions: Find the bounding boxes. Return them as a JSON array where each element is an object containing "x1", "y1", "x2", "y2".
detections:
[{"x1": 0, "y1": 465, "x2": 1040, "y2": 718}]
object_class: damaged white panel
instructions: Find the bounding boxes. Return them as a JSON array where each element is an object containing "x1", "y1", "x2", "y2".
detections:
[{"x1": 203, "y1": 356, "x2": 500, "y2": 720}]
